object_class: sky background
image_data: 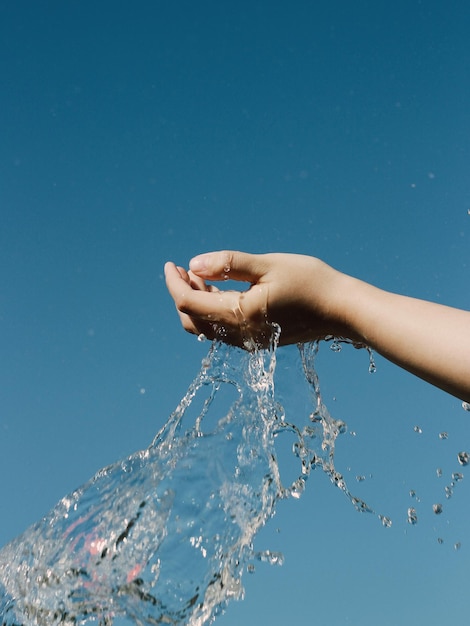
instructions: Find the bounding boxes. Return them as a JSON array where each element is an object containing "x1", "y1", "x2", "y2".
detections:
[{"x1": 1, "y1": 1, "x2": 469, "y2": 624}]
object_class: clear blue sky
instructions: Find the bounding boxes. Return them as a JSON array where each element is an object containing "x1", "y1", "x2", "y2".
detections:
[{"x1": 1, "y1": 1, "x2": 469, "y2": 624}]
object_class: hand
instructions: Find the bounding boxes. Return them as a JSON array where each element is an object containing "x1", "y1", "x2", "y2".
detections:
[
  {"x1": 164, "y1": 251, "x2": 351, "y2": 348},
  {"x1": 165, "y1": 250, "x2": 470, "y2": 400}
]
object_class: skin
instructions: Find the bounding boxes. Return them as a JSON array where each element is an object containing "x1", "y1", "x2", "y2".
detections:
[{"x1": 165, "y1": 250, "x2": 470, "y2": 402}]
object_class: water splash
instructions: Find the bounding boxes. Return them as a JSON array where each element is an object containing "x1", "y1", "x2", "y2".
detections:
[
  {"x1": 0, "y1": 334, "x2": 372, "y2": 625},
  {"x1": 1, "y1": 341, "x2": 276, "y2": 625},
  {"x1": 297, "y1": 342, "x2": 375, "y2": 514}
]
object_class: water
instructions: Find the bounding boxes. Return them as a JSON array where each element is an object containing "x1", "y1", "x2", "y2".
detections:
[
  {"x1": 0, "y1": 332, "x2": 367, "y2": 626},
  {"x1": 407, "y1": 507, "x2": 418, "y2": 525},
  {"x1": 1, "y1": 331, "x2": 466, "y2": 624},
  {"x1": 457, "y1": 451, "x2": 469, "y2": 466}
]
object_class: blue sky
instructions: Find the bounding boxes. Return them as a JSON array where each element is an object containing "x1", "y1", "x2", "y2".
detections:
[{"x1": 1, "y1": 1, "x2": 469, "y2": 624}]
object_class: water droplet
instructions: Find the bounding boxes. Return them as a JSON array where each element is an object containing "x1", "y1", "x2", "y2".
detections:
[
  {"x1": 433, "y1": 503, "x2": 443, "y2": 515},
  {"x1": 445, "y1": 485, "x2": 453, "y2": 499},
  {"x1": 428, "y1": 172, "x2": 435, "y2": 179},
  {"x1": 330, "y1": 339, "x2": 342, "y2": 352},
  {"x1": 452, "y1": 472, "x2": 464, "y2": 482},
  {"x1": 438, "y1": 432, "x2": 448, "y2": 440},
  {"x1": 437, "y1": 537, "x2": 444, "y2": 545},
  {"x1": 379, "y1": 515, "x2": 392, "y2": 528},
  {"x1": 409, "y1": 489, "x2": 417, "y2": 498},
  {"x1": 454, "y1": 542, "x2": 461, "y2": 551},
  {"x1": 350, "y1": 430, "x2": 357, "y2": 437},
  {"x1": 290, "y1": 477, "x2": 306, "y2": 498},
  {"x1": 216, "y1": 326, "x2": 228, "y2": 339},
  {"x1": 247, "y1": 564, "x2": 255, "y2": 574},
  {"x1": 356, "y1": 475, "x2": 366, "y2": 482},
  {"x1": 303, "y1": 425, "x2": 317, "y2": 439},
  {"x1": 255, "y1": 550, "x2": 284, "y2": 566},
  {"x1": 407, "y1": 507, "x2": 418, "y2": 525},
  {"x1": 457, "y1": 451, "x2": 469, "y2": 466},
  {"x1": 413, "y1": 425, "x2": 422, "y2": 434},
  {"x1": 436, "y1": 468, "x2": 443, "y2": 478},
  {"x1": 197, "y1": 333, "x2": 207, "y2": 342},
  {"x1": 462, "y1": 401, "x2": 470, "y2": 411},
  {"x1": 243, "y1": 337, "x2": 258, "y2": 350},
  {"x1": 366, "y1": 347, "x2": 377, "y2": 373},
  {"x1": 139, "y1": 388, "x2": 146, "y2": 395}
]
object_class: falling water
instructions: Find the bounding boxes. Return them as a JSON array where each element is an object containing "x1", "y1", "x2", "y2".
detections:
[{"x1": 0, "y1": 329, "x2": 372, "y2": 626}]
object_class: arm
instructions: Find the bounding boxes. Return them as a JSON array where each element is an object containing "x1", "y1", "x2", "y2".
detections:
[
  {"x1": 164, "y1": 251, "x2": 470, "y2": 402},
  {"x1": 342, "y1": 276, "x2": 470, "y2": 402}
]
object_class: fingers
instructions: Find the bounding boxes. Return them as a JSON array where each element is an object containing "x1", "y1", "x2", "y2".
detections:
[
  {"x1": 164, "y1": 261, "x2": 237, "y2": 322},
  {"x1": 176, "y1": 265, "x2": 215, "y2": 293},
  {"x1": 165, "y1": 258, "x2": 276, "y2": 348},
  {"x1": 189, "y1": 250, "x2": 269, "y2": 283}
]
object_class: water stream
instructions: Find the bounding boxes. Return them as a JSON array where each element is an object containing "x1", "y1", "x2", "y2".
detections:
[{"x1": 0, "y1": 332, "x2": 403, "y2": 625}]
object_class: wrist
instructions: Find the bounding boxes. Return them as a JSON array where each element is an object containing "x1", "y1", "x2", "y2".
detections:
[{"x1": 326, "y1": 271, "x2": 371, "y2": 344}]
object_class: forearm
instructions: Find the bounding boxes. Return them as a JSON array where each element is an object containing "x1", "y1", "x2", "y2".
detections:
[{"x1": 339, "y1": 275, "x2": 470, "y2": 402}]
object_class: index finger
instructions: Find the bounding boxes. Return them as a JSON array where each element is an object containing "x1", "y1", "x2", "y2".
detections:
[{"x1": 189, "y1": 250, "x2": 269, "y2": 283}]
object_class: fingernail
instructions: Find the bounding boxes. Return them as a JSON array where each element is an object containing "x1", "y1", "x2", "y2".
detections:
[{"x1": 189, "y1": 255, "x2": 208, "y2": 272}]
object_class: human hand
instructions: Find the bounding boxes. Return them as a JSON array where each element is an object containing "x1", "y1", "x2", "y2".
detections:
[
  {"x1": 167, "y1": 250, "x2": 470, "y2": 400},
  {"x1": 164, "y1": 251, "x2": 353, "y2": 348}
]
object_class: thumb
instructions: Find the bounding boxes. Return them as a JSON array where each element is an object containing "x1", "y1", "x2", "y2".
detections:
[{"x1": 189, "y1": 250, "x2": 268, "y2": 283}]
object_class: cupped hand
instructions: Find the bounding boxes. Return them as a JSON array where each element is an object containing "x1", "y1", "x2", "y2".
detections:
[{"x1": 164, "y1": 250, "x2": 352, "y2": 349}]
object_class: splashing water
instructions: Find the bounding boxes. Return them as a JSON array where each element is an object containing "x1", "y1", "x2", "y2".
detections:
[{"x1": 0, "y1": 333, "x2": 373, "y2": 625}]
